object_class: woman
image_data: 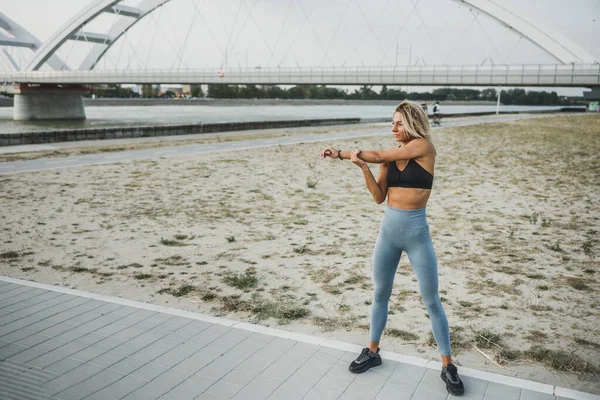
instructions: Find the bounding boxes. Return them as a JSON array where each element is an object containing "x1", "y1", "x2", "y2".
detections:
[{"x1": 320, "y1": 100, "x2": 464, "y2": 396}]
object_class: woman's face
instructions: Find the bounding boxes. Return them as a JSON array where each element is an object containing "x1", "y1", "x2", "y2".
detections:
[{"x1": 392, "y1": 112, "x2": 407, "y2": 143}]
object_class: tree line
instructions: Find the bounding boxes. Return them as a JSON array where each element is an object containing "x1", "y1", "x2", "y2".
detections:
[{"x1": 88, "y1": 84, "x2": 582, "y2": 106}]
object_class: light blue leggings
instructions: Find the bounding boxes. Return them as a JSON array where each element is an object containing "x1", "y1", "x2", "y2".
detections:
[{"x1": 370, "y1": 206, "x2": 451, "y2": 356}]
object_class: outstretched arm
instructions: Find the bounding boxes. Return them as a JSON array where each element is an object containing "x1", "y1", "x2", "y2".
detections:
[
  {"x1": 350, "y1": 150, "x2": 388, "y2": 204},
  {"x1": 357, "y1": 138, "x2": 430, "y2": 163}
]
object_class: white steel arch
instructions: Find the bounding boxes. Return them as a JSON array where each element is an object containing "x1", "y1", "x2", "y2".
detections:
[
  {"x1": 25, "y1": 0, "x2": 597, "y2": 71},
  {"x1": 0, "y1": 13, "x2": 67, "y2": 70},
  {"x1": 454, "y1": 0, "x2": 596, "y2": 64}
]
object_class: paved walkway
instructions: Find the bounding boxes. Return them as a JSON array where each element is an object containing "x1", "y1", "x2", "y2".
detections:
[
  {"x1": 0, "y1": 114, "x2": 545, "y2": 174},
  {"x1": 0, "y1": 277, "x2": 597, "y2": 400}
]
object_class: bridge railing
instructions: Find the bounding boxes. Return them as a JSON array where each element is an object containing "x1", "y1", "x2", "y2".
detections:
[{"x1": 1, "y1": 64, "x2": 599, "y2": 86}]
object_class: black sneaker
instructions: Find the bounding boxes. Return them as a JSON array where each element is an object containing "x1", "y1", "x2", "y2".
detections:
[
  {"x1": 348, "y1": 347, "x2": 382, "y2": 373},
  {"x1": 441, "y1": 363, "x2": 465, "y2": 396}
]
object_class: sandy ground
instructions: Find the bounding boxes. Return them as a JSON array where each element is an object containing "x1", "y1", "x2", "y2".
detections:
[{"x1": 1, "y1": 114, "x2": 599, "y2": 394}]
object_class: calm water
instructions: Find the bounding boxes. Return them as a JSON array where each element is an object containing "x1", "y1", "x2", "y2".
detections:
[{"x1": 0, "y1": 104, "x2": 578, "y2": 134}]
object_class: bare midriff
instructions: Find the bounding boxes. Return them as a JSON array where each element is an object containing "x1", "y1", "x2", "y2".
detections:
[{"x1": 387, "y1": 187, "x2": 431, "y2": 210}]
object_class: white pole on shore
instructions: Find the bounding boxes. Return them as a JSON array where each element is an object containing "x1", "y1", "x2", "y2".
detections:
[{"x1": 496, "y1": 86, "x2": 501, "y2": 115}]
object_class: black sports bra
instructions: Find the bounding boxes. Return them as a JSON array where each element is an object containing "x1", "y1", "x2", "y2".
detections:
[{"x1": 387, "y1": 159, "x2": 433, "y2": 189}]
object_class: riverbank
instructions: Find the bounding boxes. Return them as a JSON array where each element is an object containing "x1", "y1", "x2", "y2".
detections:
[
  {"x1": 1, "y1": 114, "x2": 599, "y2": 393},
  {"x1": 0, "y1": 98, "x2": 501, "y2": 108},
  {"x1": 0, "y1": 107, "x2": 585, "y2": 146}
]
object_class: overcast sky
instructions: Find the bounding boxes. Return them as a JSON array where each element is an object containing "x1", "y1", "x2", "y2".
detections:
[{"x1": 1, "y1": 0, "x2": 598, "y2": 95}]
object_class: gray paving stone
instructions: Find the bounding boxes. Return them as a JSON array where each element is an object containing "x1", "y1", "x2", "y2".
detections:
[
  {"x1": 170, "y1": 374, "x2": 216, "y2": 397},
  {"x1": 7, "y1": 347, "x2": 46, "y2": 363},
  {"x1": 167, "y1": 327, "x2": 197, "y2": 342},
  {"x1": 262, "y1": 362, "x2": 298, "y2": 381},
  {"x1": 239, "y1": 374, "x2": 284, "y2": 396},
  {"x1": 204, "y1": 381, "x2": 242, "y2": 399},
  {"x1": 169, "y1": 342, "x2": 205, "y2": 357},
  {"x1": 27, "y1": 342, "x2": 88, "y2": 369},
  {"x1": 151, "y1": 348, "x2": 191, "y2": 368},
  {"x1": 84, "y1": 374, "x2": 148, "y2": 400},
  {"x1": 304, "y1": 388, "x2": 340, "y2": 400},
  {"x1": 107, "y1": 356, "x2": 147, "y2": 374},
  {"x1": 179, "y1": 319, "x2": 212, "y2": 333},
  {"x1": 354, "y1": 368, "x2": 392, "y2": 388},
  {"x1": 53, "y1": 368, "x2": 124, "y2": 400},
  {"x1": 411, "y1": 380, "x2": 449, "y2": 400},
  {"x1": 137, "y1": 368, "x2": 192, "y2": 396},
  {"x1": 275, "y1": 348, "x2": 313, "y2": 367},
  {"x1": 461, "y1": 376, "x2": 489, "y2": 395},
  {"x1": 69, "y1": 346, "x2": 107, "y2": 363},
  {"x1": 381, "y1": 374, "x2": 420, "y2": 393},
  {"x1": 110, "y1": 341, "x2": 147, "y2": 357},
  {"x1": 520, "y1": 390, "x2": 557, "y2": 400},
  {"x1": 392, "y1": 363, "x2": 427, "y2": 381},
  {"x1": 130, "y1": 362, "x2": 169, "y2": 381},
  {"x1": 43, "y1": 357, "x2": 83, "y2": 376},
  {"x1": 130, "y1": 343, "x2": 172, "y2": 363},
  {"x1": 121, "y1": 387, "x2": 161, "y2": 400},
  {"x1": 375, "y1": 388, "x2": 414, "y2": 400},
  {"x1": 237, "y1": 355, "x2": 273, "y2": 373},
  {"x1": 202, "y1": 324, "x2": 231, "y2": 336},
  {"x1": 314, "y1": 374, "x2": 355, "y2": 398},
  {"x1": 43, "y1": 363, "x2": 104, "y2": 395},
  {"x1": 0, "y1": 343, "x2": 28, "y2": 359},
  {"x1": 72, "y1": 333, "x2": 104, "y2": 346},
  {"x1": 228, "y1": 339, "x2": 265, "y2": 357},
  {"x1": 130, "y1": 331, "x2": 164, "y2": 347},
  {"x1": 288, "y1": 365, "x2": 329, "y2": 387},
  {"x1": 186, "y1": 332, "x2": 220, "y2": 347},
  {"x1": 173, "y1": 354, "x2": 210, "y2": 375},
  {"x1": 486, "y1": 382, "x2": 522, "y2": 399},
  {"x1": 88, "y1": 351, "x2": 125, "y2": 368},
  {"x1": 340, "y1": 380, "x2": 381, "y2": 400},
  {"x1": 195, "y1": 392, "x2": 226, "y2": 400},
  {"x1": 221, "y1": 368, "x2": 259, "y2": 386}
]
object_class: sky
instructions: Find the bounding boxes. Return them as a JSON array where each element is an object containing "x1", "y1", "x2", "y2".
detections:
[{"x1": 1, "y1": 0, "x2": 598, "y2": 95}]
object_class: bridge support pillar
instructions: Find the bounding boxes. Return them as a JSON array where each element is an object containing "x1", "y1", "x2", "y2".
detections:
[{"x1": 12, "y1": 84, "x2": 88, "y2": 120}]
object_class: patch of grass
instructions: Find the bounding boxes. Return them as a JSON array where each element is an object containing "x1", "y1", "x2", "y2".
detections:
[
  {"x1": 536, "y1": 284, "x2": 549, "y2": 291},
  {"x1": 565, "y1": 277, "x2": 591, "y2": 291},
  {"x1": 473, "y1": 329, "x2": 502, "y2": 349},
  {"x1": 226, "y1": 235, "x2": 236, "y2": 243},
  {"x1": 21, "y1": 267, "x2": 36, "y2": 272},
  {"x1": 582, "y1": 240, "x2": 593, "y2": 256},
  {"x1": 524, "y1": 330, "x2": 548, "y2": 342},
  {"x1": 154, "y1": 256, "x2": 188, "y2": 266},
  {"x1": 385, "y1": 328, "x2": 419, "y2": 340},
  {"x1": 526, "y1": 273, "x2": 545, "y2": 279},
  {"x1": 158, "y1": 284, "x2": 196, "y2": 297},
  {"x1": 574, "y1": 338, "x2": 600, "y2": 350},
  {"x1": 313, "y1": 315, "x2": 357, "y2": 332},
  {"x1": 0, "y1": 251, "x2": 20, "y2": 259},
  {"x1": 524, "y1": 345, "x2": 600, "y2": 374},
  {"x1": 223, "y1": 268, "x2": 258, "y2": 290},
  {"x1": 116, "y1": 263, "x2": 143, "y2": 270},
  {"x1": 68, "y1": 266, "x2": 98, "y2": 274},
  {"x1": 160, "y1": 238, "x2": 189, "y2": 247},
  {"x1": 134, "y1": 273, "x2": 152, "y2": 280},
  {"x1": 174, "y1": 234, "x2": 189, "y2": 240},
  {"x1": 530, "y1": 304, "x2": 552, "y2": 312},
  {"x1": 220, "y1": 293, "x2": 310, "y2": 323},
  {"x1": 548, "y1": 242, "x2": 563, "y2": 253}
]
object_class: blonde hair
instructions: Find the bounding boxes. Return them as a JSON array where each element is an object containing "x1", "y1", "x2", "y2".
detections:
[{"x1": 394, "y1": 100, "x2": 431, "y2": 140}]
